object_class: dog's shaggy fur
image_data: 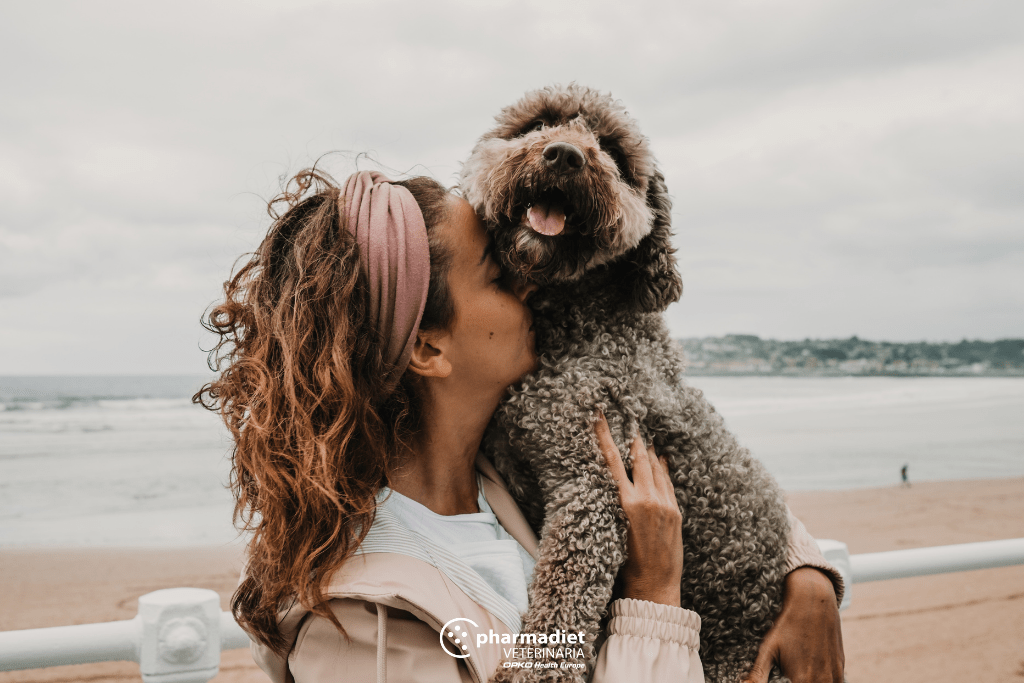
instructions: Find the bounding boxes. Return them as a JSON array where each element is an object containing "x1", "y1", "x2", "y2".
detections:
[{"x1": 461, "y1": 85, "x2": 792, "y2": 683}]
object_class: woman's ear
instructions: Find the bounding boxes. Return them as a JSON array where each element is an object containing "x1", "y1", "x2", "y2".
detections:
[
  {"x1": 407, "y1": 328, "x2": 453, "y2": 379},
  {"x1": 614, "y1": 168, "x2": 683, "y2": 313}
]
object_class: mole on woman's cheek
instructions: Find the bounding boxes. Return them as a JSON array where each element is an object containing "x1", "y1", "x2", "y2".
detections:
[{"x1": 489, "y1": 332, "x2": 494, "y2": 338}]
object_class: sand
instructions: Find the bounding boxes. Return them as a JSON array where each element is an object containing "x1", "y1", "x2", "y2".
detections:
[
  {"x1": 2, "y1": 477, "x2": 1022, "y2": 683},
  {"x1": 0, "y1": 546, "x2": 254, "y2": 683},
  {"x1": 786, "y1": 477, "x2": 1024, "y2": 683}
]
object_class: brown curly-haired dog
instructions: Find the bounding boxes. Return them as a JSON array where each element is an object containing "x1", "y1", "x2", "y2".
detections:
[{"x1": 461, "y1": 85, "x2": 792, "y2": 683}]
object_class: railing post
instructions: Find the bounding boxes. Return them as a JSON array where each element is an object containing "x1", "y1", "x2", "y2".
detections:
[
  {"x1": 815, "y1": 539, "x2": 852, "y2": 611},
  {"x1": 137, "y1": 588, "x2": 222, "y2": 683}
]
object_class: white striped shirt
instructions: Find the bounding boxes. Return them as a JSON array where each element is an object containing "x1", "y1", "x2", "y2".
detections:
[{"x1": 355, "y1": 474, "x2": 536, "y2": 632}]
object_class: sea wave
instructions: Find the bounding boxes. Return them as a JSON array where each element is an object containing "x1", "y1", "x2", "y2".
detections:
[
  {"x1": 2, "y1": 375, "x2": 1022, "y2": 547},
  {"x1": 0, "y1": 374, "x2": 210, "y2": 402}
]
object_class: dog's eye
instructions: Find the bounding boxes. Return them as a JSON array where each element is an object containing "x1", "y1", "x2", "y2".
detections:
[
  {"x1": 601, "y1": 143, "x2": 633, "y2": 182},
  {"x1": 522, "y1": 120, "x2": 545, "y2": 135}
]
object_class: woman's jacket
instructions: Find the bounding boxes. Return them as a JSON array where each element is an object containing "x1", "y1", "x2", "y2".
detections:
[{"x1": 247, "y1": 454, "x2": 842, "y2": 683}]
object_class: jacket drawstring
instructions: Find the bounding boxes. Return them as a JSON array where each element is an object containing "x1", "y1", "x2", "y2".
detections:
[{"x1": 376, "y1": 602, "x2": 388, "y2": 683}]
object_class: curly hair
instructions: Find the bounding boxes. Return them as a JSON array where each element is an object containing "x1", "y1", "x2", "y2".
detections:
[{"x1": 194, "y1": 169, "x2": 452, "y2": 654}]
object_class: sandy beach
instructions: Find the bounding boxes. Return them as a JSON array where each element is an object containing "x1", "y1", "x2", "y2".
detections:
[
  {"x1": 2, "y1": 477, "x2": 1022, "y2": 683},
  {"x1": 787, "y1": 476, "x2": 1024, "y2": 683}
]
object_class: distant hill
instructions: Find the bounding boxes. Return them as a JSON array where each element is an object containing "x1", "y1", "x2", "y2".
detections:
[{"x1": 677, "y1": 335, "x2": 1024, "y2": 376}]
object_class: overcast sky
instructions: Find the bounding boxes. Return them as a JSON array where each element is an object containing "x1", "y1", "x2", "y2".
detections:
[{"x1": 2, "y1": 0, "x2": 1022, "y2": 374}]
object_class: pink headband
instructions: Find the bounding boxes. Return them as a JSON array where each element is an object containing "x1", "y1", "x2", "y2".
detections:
[{"x1": 341, "y1": 171, "x2": 431, "y2": 388}]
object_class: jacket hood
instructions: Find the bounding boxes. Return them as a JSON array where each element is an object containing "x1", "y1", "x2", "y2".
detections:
[{"x1": 246, "y1": 453, "x2": 541, "y2": 683}]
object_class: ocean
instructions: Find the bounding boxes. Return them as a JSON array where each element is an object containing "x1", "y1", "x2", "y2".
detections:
[{"x1": 1, "y1": 375, "x2": 1022, "y2": 548}]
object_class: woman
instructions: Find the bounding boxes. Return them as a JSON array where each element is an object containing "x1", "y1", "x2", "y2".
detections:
[{"x1": 198, "y1": 169, "x2": 844, "y2": 682}]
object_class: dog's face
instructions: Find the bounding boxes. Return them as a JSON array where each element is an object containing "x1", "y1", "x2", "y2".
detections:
[{"x1": 461, "y1": 85, "x2": 659, "y2": 286}]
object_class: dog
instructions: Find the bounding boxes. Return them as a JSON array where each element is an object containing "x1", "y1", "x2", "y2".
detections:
[{"x1": 461, "y1": 84, "x2": 792, "y2": 683}]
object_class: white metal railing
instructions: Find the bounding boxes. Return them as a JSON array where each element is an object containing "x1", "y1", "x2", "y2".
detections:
[
  {"x1": 0, "y1": 588, "x2": 251, "y2": 682},
  {"x1": 815, "y1": 537, "x2": 1024, "y2": 611},
  {"x1": 1, "y1": 538, "x2": 1023, "y2": 681}
]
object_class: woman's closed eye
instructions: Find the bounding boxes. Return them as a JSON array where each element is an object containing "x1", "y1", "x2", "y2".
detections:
[
  {"x1": 486, "y1": 257, "x2": 512, "y2": 290},
  {"x1": 492, "y1": 270, "x2": 513, "y2": 290}
]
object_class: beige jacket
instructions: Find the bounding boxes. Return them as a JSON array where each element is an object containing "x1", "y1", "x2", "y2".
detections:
[{"x1": 250, "y1": 455, "x2": 842, "y2": 683}]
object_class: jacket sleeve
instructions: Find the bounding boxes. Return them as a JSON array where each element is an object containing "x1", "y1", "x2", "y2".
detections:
[
  {"x1": 589, "y1": 507, "x2": 843, "y2": 683},
  {"x1": 784, "y1": 505, "x2": 845, "y2": 606},
  {"x1": 591, "y1": 598, "x2": 703, "y2": 683},
  {"x1": 286, "y1": 599, "x2": 474, "y2": 683}
]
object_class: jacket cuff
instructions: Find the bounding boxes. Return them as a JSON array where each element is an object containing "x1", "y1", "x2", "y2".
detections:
[
  {"x1": 606, "y1": 598, "x2": 700, "y2": 650},
  {"x1": 785, "y1": 506, "x2": 846, "y2": 606}
]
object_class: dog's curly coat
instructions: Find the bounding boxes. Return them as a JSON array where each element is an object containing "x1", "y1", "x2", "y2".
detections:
[{"x1": 460, "y1": 85, "x2": 792, "y2": 683}]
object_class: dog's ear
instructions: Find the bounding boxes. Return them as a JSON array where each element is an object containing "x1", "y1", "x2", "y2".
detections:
[{"x1": 614, "y1": 169, "x2": 683, "y2": 313}]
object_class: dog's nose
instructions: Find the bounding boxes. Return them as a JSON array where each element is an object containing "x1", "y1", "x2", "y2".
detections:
[{"x1": 542, "y1": 142, "x2": 586, "y2": 174}]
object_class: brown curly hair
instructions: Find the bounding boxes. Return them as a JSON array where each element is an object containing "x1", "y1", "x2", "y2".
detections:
[{"x1": 194, "y1": 169, "x2": 453, "y2": 654}]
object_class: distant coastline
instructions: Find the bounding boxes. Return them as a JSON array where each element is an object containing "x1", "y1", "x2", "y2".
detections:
[{"x1": 677, "y1": 335, "x2": 1024, "y2": 377}]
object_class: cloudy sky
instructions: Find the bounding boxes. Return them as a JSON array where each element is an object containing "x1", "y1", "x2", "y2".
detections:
[{"x1": 2, "y1": 0, "x2": 1022, "y2": 374}]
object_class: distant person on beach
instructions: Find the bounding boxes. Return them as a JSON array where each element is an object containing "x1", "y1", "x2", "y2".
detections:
[
  {"x1": 902, "y1": 464, "x2": 911, "y2": 488},
  {"x1": 196, "y1": 169, "x2": 844, "y2": 682}
]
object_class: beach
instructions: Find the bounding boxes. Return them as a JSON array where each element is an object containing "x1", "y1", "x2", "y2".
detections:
[
  {"x1": 787, "y1": 476, "x2": 1024, "y2": 683},
  {"x1": 2, "y1": 476, "x2": 1021, "y2": 683}
]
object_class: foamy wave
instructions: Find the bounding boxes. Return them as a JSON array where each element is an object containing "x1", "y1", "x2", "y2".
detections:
[{"x1": 2, "y1": 375, "x2": 1022, "y2": 547}]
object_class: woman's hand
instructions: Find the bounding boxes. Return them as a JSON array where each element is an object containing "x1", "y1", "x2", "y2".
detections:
[
  {"x1": 595, "y1": 412, "x2": 684, "y2": 607},
  {"x1": 743, "y1": 567, "x2": 845, "y2": 683}
]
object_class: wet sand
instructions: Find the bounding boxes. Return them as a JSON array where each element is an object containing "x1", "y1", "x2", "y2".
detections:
[{"x1": 2, "y1": 477, "x2": 1022, "y2": 682}]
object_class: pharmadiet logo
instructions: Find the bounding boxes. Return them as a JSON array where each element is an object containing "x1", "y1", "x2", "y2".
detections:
[
  {"x1": 440, "y1": 617, "x2": 587, "y2": 670},
  {"x1": 440, "y1": 618, "x2": 479, "y2": 658}
]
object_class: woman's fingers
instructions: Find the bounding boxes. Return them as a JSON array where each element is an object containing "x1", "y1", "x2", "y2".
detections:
[
  {"x1": 594, "y1": 412, "x2": 630, "y2": 494},
  {"x1": 742, "y1": 633, "x2": 778, "y2": 683},
  {"x1": 629, "y1": 434, "x2": 654, "y2": 487},
  {"x1": 638, "y1": 440, "x2": 673, "y2": 505},
  {"x1": 595, "y1": 416, "x2": 678, "y2": 513},
  {"x1": 616, "y1": 431, "x2": 685, "y2": 608},
  {"x1": 651, "y1": 448, "x2": 675, "y2": 500}
]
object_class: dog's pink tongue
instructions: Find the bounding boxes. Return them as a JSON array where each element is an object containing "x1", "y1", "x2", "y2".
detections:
[{"x1": 527, "y1": 203, "x2": 566, "y2": 236}]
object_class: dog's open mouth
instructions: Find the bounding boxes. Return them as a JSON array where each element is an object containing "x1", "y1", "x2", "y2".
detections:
[{"x1": 525, "y1": 188, "x2": 572, "y2": 237}]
